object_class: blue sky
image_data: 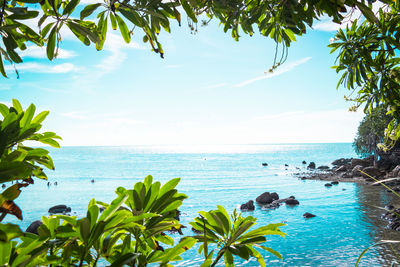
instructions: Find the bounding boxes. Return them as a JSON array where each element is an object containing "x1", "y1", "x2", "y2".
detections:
[{"x1": 0, "y1": 13, "x2": 364, "y2": 146}]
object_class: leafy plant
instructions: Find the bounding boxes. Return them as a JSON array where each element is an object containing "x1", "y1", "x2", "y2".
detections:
[
  {"x1": 190, "y1": 207, "x2": 285, "y2": 266},
  {"x1": 0, "y1": 99, "x2": 60, "y2": 221}
]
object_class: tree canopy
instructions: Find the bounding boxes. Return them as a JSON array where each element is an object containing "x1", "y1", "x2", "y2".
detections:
[{"x1": 1, "y1": 0, "x2": 400, "y2": 143}]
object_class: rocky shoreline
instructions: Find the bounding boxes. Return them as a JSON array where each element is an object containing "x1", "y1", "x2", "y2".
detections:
[{"x1": 290, "y1": 156, "x2": 400, "y2": 231}]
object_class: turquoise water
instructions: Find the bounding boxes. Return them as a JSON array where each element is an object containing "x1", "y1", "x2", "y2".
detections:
[{"x1": 6, "y1": 143, "x2": 400, "y2": 266}]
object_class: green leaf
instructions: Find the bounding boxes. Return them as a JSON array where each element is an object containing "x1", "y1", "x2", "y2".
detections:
[
  {"x1": 0, "y1": 223, "x2": 23, "y2": 242},
  {"x1": 99, "y1": 193, "x2": 128, "y2": 221},
  {"x1": 180, "y1": 0, "x2": 197, "y2": 23},
  {"x1": 63, "y1": 0, "x2": 80, "y2": 15},
  {"x1": 115, "y1": 14, "x2": 130, "y2": 43},
  {"x1": 109, "y1": 12, "x2": 117, "y2": 30},
  {"x1": 159, "y1": 178, "x2": 180, "y2": 197},
  {"x1": 0, "y1": 104, "x2": 9, "y2": 117},
  {"x1": 0, "y1": 52, "x2": 7, "y2": 78},
  {"x1": 12, "y1": 99, "x2": 23, "y2": 113},
  {"x1": 78, "y1": 217, "x2": 91, "y2": 243},
  {"x1": 224, "y1": 249, "x2": 234, "y2": 267},
  {"x1": 109, "y1": 253, "x2": 139, "y2": 267},
  {"x1": 80, "y1": 3, "x2": 102, "y2": 20},
  {"x1": 20, "y1": 104, "x2": 35, "y2": 128},
  {"x1": 355, "y1": 2, "x2": 379, "y2": 25},
  {"x1": 46, "y1": 25, "x2": 57, "y2": 60}
]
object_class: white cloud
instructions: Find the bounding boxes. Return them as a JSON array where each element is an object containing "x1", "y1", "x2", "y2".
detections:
[
  {"x1": 19, "y1": 46, "x2": 77, "y2": 59},
  {"x1": 203, "y1": 83, "x2": 228, "y2": 89},
  {"x1": 234, "y1": 57, "x2": 312, "y2": 88},
  {"x1": 5, "y1": 62, "x2": 77, "y2": 74}
]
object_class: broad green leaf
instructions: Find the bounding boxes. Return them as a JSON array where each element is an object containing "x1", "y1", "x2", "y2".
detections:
[
  {"x1": 63, "y1": 0, "x2": 80, "y2": 15},
  {"x1": 46, "y1": 25, "x2": 57, "y2": 60},
  {"x1": 0, "y1": 223, "x2": 23, "y2": 242},
  {"x1": 115, "y1": 14, "x2": 130, "y2": 43},
  {"x1": 224, "y1": 249, "x2": 234, "y2": 267},
  {"x1": 109, "y1": 12, "x2": 117, "y2": 30},
  {"x1": 31, "y1": 110, "x2": 49, "y2": 124},
  {"x1": 99, "y1": 193, "x2": 128, "y2": 221},
  {"x1": 80, "y1": 3, "x2": 102, "y2": 19},
  {"x1": 12, "y1": 99, "x2": 23, "y2": 113},
  {"x1": 20, "y1": 104, "x2": 35, "y2": 128},
  {"x1": 0, "y1": 52, "x2": 7, "y2": 78}
]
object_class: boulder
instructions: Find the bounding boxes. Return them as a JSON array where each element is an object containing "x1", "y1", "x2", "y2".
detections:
[
  {"x1": 270, "y1": 192, "x2": 279, "y2": 200},
  {"x1": 285, "y1": 199, "x2": 299, "y2": 205},
  {"x1": 256, "y1": 192, "x2": 274, "y2": 204},
  {"x1": 307, "y1": 162, "x2": 316, "y2": 169},
  {"x1": 332, "y1": 158, "x2": 351, "y2": 166},
  {"x1": 284, "y1": 164, "x2": 289, "y2": 167},
  {"x1": 48, "y1": 205, "x2": 71, "y2": 214},
  {"x1": 331, "y1": 181, "x2": 339, "y2": 185},
  {"x1": 351, "y1": 158, "x2": 370, "y2": 168},
  {"x1": 303, "y1": 212, "x2": 316, "y2": 218},
  {"x1": 240, "y1": 200, "x2": 255, "y2": 211},
  {"x1": 262, "y1": 163, "x2": 268, "y2": 166},
  {"x1": 317, "y1": 166, "x2": 330, "y2": 170},
  {"x1": 352, "y1": 165, "x2": 364, "y2": 176},
  {"x1": 25, "y1": 220, "x2": 42, "y2": 235},
  {"x1": 362, "y1": 166, "x2": 383, "y2": 178},
  {"x1": 341, "y1": 172, "x2": 353, "y2": 178},
  {"x1": 324, "y1": 183, "x2": 332, "y2": 187},
  {"x1": 302, "y1": 161, "x2": 307, "y2": 164}
]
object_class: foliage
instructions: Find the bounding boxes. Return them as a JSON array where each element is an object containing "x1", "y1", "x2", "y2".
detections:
[
  {"x1": 329, "y1": 1, "x2": 400, "y2": 149},
  {"x1": 353, "y1": 108, "x2": 393, "y2": 157},
  {"x1": 0, "y1": 99, "x2": 60, "y2": 221},
  {"x1": 190, "y1": 207, "x2": 285, "y2": 266},
  {"x1": 0, "y1": 176, "x2": 285, "y2": 266}
]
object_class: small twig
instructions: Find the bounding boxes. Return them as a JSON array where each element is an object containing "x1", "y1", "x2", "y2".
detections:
[{"x1": 0, "y1": 212, "x2": 7, "y2": 222}]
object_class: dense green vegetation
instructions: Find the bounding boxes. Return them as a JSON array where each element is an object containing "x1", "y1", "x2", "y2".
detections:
[
  {"x1": 353, "y1": 108, "x2": 393, "y2": 157},
  {"x1": 0, "y1": 100, "x2": 285, "y2": 266}
]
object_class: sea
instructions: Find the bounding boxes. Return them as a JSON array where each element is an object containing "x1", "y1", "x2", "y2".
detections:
[{"x1": 5, "y1": 143, "x2": 400, "y2": 266}]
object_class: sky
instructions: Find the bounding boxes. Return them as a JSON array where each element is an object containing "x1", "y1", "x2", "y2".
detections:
[{"x1": 0, "y1": 10, "x2": 365, "y2": 146}]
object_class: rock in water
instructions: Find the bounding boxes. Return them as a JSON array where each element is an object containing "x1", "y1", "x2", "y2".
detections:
[
  {"x1": 285, "y1": 199, "x2": 299, "y2": 205},
  {"x1": 307, "y1": 162, "x2": 316, "y2": 169},
  {"x1": 270, "y1": 192, "x2": 279, "y2": 200},
  {"x1": 303, "y1": 212, "x2": 316, "y2": 218},
  {"x1": 256, "y1": 192, "x2": 274, "y2": 204},
  {"x1": 302, "y1": 161, "x2": 307, "y2": 164},
  {"x1": 48, "y1": 205, "x2": 71, "y2": 214},
  {"x1": 331, "y1": 181, "x2": 339, "y2": 185},
  {"x1": 26, "y1": 220, "x2": 43, "y2": 235},
  {"x1": 324, "y1": 183, "x2": 332, "y2": 187},
  {"x1": 262, "y1": 163, "x2": 268, "y2": 166},
  {"x1": 240, "y1": 200, "x2": 255, "y2": 211}
]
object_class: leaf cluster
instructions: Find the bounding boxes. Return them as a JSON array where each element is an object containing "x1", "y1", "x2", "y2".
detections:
[{"x1": 0, "y1": 99, "x2": 60, "y2": 221}]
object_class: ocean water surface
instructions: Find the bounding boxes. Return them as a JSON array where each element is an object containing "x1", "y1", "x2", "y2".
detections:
[{"x1": 7, "y1": 143, "x2": 400, "y2": 266}]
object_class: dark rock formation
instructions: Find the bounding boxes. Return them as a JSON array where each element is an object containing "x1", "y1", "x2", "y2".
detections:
[
  {"x1": 285, "y1": 199, "x2": 299, "y2": 205},
  {"x1": 240, "y1": 200, "x2": 255, "y2": 211},
  {"x1": 26, "y1": 220, "x2": 42, "y2": 235},
  {"x1": 270, "y1": 192, "x2": 279, "y2": 200},
  {"x1": 317, "y1": 166, "x2": 330, "y2": 170},
  {"x1": 352, "y1": 165, "x2": 364, "y2": 176},
  {"x1": 48, "y1": 205, "x2": 71, "y2": 214},
  {"x1": 307, "y1": 162, "x2": 316, "y2": 169},
  {"x1": 332, "y1": 158, "x2": 351, "y2": 166},
  {"x1": 362, "y1": 166, "x2": 383, "y2": 178},
  {"x1": 331, "y1": 181, "x2": 339, "y2": 185},
  {"x1": 262, "y1": 163, "x2": 268, "y2": 166},
  {"x1": 351, "y1": 158, "x2": 370, "y2": 168},
  {"x1": 256, "y1": 192, "x2": 274, "y2": 204},
  {"x1": 324, "y1": 183, "x2": 332, "y2": 187},
  {"x1": 303, "y1": 212, "x2": 316, "y2": 218},
  {"x1": 285, "y1": 164, "x2": 289, "y2": 167},
  {"x1": 302, "y1": 160, "x2": 307, "y2": 164}
]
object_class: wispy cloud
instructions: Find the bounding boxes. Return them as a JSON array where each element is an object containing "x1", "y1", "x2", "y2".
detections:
[
  {"x1": 203, "y1": 83, "x2": 228, "y2": 89},
  {"x1": 234, "y1": 57, "x2": 312, "y2": 88},
  {"x1": 6, "y1": 62, "x2": 78, "y2": 74}
]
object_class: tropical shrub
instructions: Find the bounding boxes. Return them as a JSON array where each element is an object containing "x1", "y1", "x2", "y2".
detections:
[
  {"x1": 0, "y1": 176, "x2": 286, "y2": 266},
  {"x1": 0, "y1": 99, "x2": 61, "y2": 221}
]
